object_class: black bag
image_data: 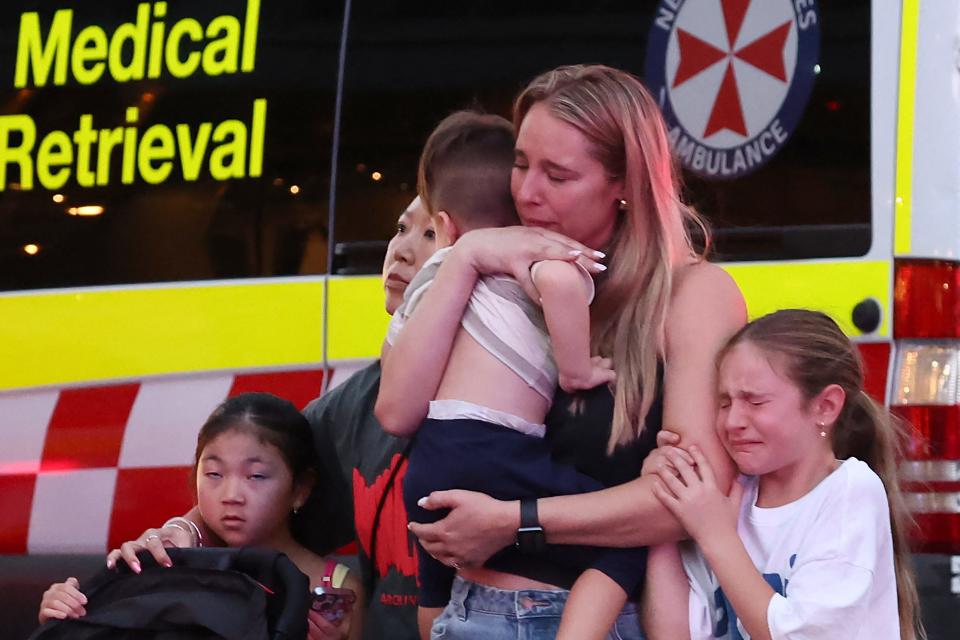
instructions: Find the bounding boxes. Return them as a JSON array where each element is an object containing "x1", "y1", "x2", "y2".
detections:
[{"x1": 28, "y1": 547, "x2": 309, "y2": 640}]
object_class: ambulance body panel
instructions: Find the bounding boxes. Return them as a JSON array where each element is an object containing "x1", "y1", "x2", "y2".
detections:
[{"x1": 905, "y1": 0, "x2": 960, "y2": 260}]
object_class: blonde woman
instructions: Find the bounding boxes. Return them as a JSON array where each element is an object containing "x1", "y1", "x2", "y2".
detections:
[{"x1": 376, "y1": 65, "x2": 746, "y2": 638}]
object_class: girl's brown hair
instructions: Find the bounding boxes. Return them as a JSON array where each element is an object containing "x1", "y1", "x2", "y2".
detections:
[
  {"x1": 416, "y1": 110, "x2": 518, "y2": 229},
  {"x1": 514, "y1": 64, "x2": 708, "y2": 452},
  {"x1": 722, "y1": 309, "x2": 924, "y2": 640}
]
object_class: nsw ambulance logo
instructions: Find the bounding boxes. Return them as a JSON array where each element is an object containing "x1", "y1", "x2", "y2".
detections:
[{"x1": 645, "y1": 0, "x2": 820, "y2": 179}]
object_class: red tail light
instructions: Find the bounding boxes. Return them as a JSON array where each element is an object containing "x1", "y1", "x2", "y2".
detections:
[
  {"x1": 895, "y1": 406, "x2": 960, "y2": 462},
  {"x1": 893, "y1": 259, "x2": 960, "y2": 553},
  {"x1": 894, "y1": 259, "x2": 960, "y2": 338},
  {"x1": 893, "y1": 406, "x2": 960, "y2": 553}
]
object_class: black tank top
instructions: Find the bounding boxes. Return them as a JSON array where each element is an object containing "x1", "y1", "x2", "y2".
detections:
[{"x1": 545, "y1": 367, "x2": 664, "y2": 486}]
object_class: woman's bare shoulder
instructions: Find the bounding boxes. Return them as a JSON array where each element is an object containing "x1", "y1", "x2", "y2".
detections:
[
  {"x1": 673, "y1": 261, "x2": 744, "y2": 314},
  {"x1": 674, "y1": 259, "x2": 738, "y2": 292},
  {"x1": 667, "y1": 261, "x2": 746, "y2": 347}
]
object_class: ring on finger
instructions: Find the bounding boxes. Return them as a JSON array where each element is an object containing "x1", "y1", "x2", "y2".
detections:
[
  {"x1": 145, "y1": 534, "x2": 161, "y2": 542},
  {"x1": 451, "y1": 560, "x2": 462, "y2": 570}
]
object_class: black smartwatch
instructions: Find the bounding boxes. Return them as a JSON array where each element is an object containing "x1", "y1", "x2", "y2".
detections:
[{"x1": 516, "y1": 498, "x2": 546, "y2": 554}]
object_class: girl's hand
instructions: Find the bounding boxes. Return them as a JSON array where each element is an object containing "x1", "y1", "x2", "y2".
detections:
[
  {"x1": 454, "y1": 226, "x2": 606, "y2": 301},
  {"x1": 105, "y1": 524, "x2": 191, "y2": 572},
  {"x1": 409, "y1": 490, "x2": 517, "y2": 568},
  {"x1": 652, "y1": 446, "x2": 744, "y2": 542},
  {"x1": 640, "y1": 429, "x2": 693, "y2": 477},
  {"x1": 307, "y1": 609, "x2": 347, "y2": 639},
  {"x1": 38, "y1": 577, "x2": 87, "y2": 623}
]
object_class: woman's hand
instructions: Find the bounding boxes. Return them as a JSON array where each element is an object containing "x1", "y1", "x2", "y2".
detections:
[
  {"x1": 651, "y1": 446, "x2": 744, "y2": 543},
  {"x1": 38, "y1": 577, "x2": 87, "y2": 624},
  {"x1": 307, "y1": 609, "x2": 347, "y2": 639},
  {"x1": 640, "y1": 430, "x2": 694, "y2": 477},
  {"x1": 454, "y1": 226, "x2": 606, "y2": 301},
  {"x1": 105, "y1": 524, "x2": 192, "y2": 572},
  {"x1": 408, "y1": 490, "x2": 518, "y2": 568}
]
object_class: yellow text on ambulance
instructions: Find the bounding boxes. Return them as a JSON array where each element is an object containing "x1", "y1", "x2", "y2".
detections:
[
  {"x1": 0, "y1": 100, "x2": 267, "y2": 191},
  {"x1": 13, "y1": 0, "x2": 261, "y2": 87}
]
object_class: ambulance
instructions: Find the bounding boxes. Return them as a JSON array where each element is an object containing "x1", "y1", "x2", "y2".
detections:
[{"x1": 0, "y1": 0, "x2": 956, "y2": 628}]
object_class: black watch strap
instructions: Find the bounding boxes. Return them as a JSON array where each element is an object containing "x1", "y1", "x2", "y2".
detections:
[
  {"x1": 520, "y1": 497, "x2": 539, "y2": 529},
  {"x1": 516, "y1": 498, "x2": 546, "y2": 554}
]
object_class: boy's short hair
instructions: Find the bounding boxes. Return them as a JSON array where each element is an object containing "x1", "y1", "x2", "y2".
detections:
[{"x1": 417, "y1": 110, "x2": 519, "y2": 230}]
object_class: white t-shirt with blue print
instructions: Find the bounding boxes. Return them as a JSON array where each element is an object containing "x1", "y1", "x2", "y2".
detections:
[{"x1": 683, "y1": 458, "x2": 900, "y2": 640}]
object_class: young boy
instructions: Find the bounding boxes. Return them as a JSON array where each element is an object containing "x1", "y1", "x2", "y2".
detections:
[{"x1": 382, "y1": 111, "x2": 645, "y2": 640}]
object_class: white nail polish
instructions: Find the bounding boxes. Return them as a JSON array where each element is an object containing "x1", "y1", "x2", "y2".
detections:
[
  {"x1": 594, "y1": 263, "x2": 607, "y2": 271},
  {"x1": 418, "y1": 497, "x2": 428, "y2": 507},
  {"x1": 593, "y1": 250, "x2": 606, "y2": 258}
]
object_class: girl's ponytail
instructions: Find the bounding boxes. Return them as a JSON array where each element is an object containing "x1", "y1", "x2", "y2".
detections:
[
  {"x1": 834, "y1": 390, "x2": 923, "y2": 640},
  {"x1": 722, "y1": 310, "x2": 925, "y2": 640}
]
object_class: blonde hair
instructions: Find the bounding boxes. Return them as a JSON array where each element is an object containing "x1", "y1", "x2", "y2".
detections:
[
  {"x1": 722, "y1": 309, "x2": 925, "y2": 640},
  {"x1": 514, "y1": 64, "x2": 708, "y2": 452}
]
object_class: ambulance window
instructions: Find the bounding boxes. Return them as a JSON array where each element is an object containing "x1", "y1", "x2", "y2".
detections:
[
  {"x1": 330, "y1": 0, "x2": 659, "y2": 275},
  {"x1": 0, "y1": 2, "x2": 342, "y2": 291},
  {"x1": 680, "y1": 4, "x2": 873, "y2": 262},
  {"x1": 334, "y1": 1, "x2": 872, "y2": 270}
]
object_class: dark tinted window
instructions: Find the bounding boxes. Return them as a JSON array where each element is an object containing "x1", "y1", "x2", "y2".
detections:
[
  {"x1": 331, "y1": 1, "x2": 660, "y2": 274},
  {"x1": 1, "y1": 1, "x2": 871, "y2": 290},
  {"x1": 0, "y1": 0, "x2": 342, "y2": 290},
  {"x1": 684, "y1": 2, "x2": 872, "y2": 261},
  {"x1": 334, "y1": 0, "x2": 871, "y2": 271}
]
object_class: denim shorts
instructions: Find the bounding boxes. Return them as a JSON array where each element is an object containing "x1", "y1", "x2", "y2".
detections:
[{"x1": 430, "y1": 576, "x2": 645, "y2": 640}]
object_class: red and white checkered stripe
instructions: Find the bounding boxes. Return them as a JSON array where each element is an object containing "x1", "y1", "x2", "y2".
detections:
[{"x1": 0, "y1": 363, "x2": 368, "y2": 555}]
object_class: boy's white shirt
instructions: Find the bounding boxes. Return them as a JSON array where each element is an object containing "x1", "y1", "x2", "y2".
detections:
[
  {"x1": 387, "y1": 246, "x2": 595, "y2": 347},
  {"x1": 384, "y1": 246, "x2": 596, "y2": 406},
  {"x1": 683, "y1": 457, "x2": 901, "y2": 640}
]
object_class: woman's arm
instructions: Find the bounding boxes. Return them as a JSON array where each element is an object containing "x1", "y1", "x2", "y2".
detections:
[
  {"x1": 410, "y1": 263, "x2": 745, "y2": 559},
  {"x1": 105, "y1": 506, "x2": 224, "y2": 571},
  {"x1": 533, "y1": 262, "x2": 744, "y2": 545},
  {"x1": 375, "y1": 227, "x2": 602, "y2": 436}
]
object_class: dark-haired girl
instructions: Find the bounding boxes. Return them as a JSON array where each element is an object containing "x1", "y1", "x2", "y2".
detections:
[{"x1": 40, "y1": 392, "x2": 364, "y2": 640}]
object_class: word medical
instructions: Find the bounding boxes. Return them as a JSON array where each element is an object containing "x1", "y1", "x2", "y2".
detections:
[{"x1": 14, "y1": 0, "x2": 261, "y2": 87}]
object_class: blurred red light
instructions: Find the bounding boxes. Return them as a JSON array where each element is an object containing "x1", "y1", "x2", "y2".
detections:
[
  {"x1": 894, "y1": 405, "x2": 960, "y2": 460},
  {"x1": 894, "y1": 259, "x2": 960, "y2": 338},
  {"x1": 910, "y1": 513, "x2": 960, "y2": 554}
]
